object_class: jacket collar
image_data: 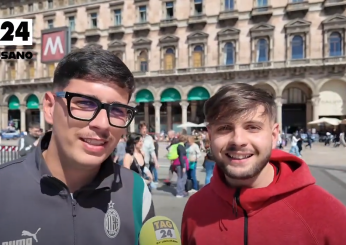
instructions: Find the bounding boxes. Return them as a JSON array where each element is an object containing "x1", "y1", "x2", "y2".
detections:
[{"x1": 31, "y1": 131, "x2": 117, "y2": 192}]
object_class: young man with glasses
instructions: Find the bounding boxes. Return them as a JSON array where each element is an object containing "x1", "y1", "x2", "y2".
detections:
[{"x1": 0, "y1": 48, "x2": 155, "y2": 245}]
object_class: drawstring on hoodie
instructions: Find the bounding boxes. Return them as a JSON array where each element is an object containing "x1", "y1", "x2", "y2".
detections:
[
  {"x1": 219, "y1": 219, "x2": 228, "y2": 231},
  {"x1": 232, "y1": 195, "x2": 238, "y2": 217}
]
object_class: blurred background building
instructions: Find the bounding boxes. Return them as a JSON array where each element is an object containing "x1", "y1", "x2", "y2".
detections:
[{"x1": 0, "y1": 0, "x2": 346, "y2": 133}]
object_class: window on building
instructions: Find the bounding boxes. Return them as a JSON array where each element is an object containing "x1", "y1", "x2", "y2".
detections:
[
  {"x1": 194, "y1": 0, "x2": 203, "y2": 15},
  {"x1": 69, "y1": 0, "x2": 75, "y2": 5},
  {"x1": 257, "y1": 0, "x2": 268, "y2": 7},
  {"x1": 283, "y1": 88, "x2": 306, "y2": 104},
  {"x1": 225, "y1": 0, "x2": 234, "y2": 10},
  {"x1": 48, "y1": 0, "x2": 53, "y2": 9},
  {"x1": 114, "y1": 9, "x2": 122, "y2": 25},
  {"x1": 291, "y1": 35, "x2": 304, "y2": 59},
  {"x1": 48, "y1": 63, "x2": 55, "y2": 77},
  {"x1": 68, "y1": 16, "x2": 75, "y2": 31},
  {"x1": 166, "y1": 2, "x2": 174, "y2": 19},
  {"x1": 47, "y1": 19, "x2": 54, "y2": 29},
  {"x1": 28, "y1": 4, "x2": 33, "y2": 12},
  {"x1": 292, "y1": 0, "x2": 303, "y2": 2},
  {"x1": 90, "y1": 13, "x2": 98, "y2": 28},
  {"x1": 192, "y1": 45, "x2": 203, "y2": 67},
  {"x1": 139, "y1": 50, "x2": 148, "y2": 72},
  {"x1": 164, "y1": 48, "x2": 175, "y2": 70},
  {"x1": 9, "y1": 7, "x2": 14, "y2": 15},
  {"x1": 257, "y1": 39, "x2": 268, "y2": 62},
  {"x1": 329, "y1": 32, "x2": 342, "y2": 57},
  {"x1": 139, "y1": 6, "x2": 147, "y2": 22},
  {"x1": 224, "y1": 42, "x2": 234, "y2": 65},
  {"x1": 28, "y1": 61, "x2": 35, "y2": 79},
  {"x1": 9, "y1": 62, "x2": 16, "y2": 80}
]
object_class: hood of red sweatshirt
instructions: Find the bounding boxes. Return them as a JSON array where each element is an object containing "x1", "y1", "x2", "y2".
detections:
[{"x1": 210, "y1": 149, "x2": 316, "y2": 216}]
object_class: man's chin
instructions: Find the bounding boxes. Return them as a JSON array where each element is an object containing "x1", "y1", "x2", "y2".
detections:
[
  {"x1": 74, "y1": 155, "x2": 108, "y2": 167},
  {"x1": 72, "y1": 149, "x2": 109, "y2": 166},
  {"x1": 223, "y1": 161, "x2": 267, "y2": 180}
]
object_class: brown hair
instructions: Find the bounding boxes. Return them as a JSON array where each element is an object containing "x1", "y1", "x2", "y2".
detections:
[
  {"x1": 138, "y1": 121, "x2": 147, "y2": 130},
  {"x1": 204, "y1": 83, "x2": 276, "y2": 125},
  {"x1": 178, "y1": 134, "x2": 187, "y2": 143},
  {"x1": 188, "y1": 136, "x2": 195, "y2": 143}
]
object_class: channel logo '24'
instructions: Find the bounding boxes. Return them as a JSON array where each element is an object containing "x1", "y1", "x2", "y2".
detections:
[{"x1": 0, "y1": 19, "x2": 33, "y2": 46}]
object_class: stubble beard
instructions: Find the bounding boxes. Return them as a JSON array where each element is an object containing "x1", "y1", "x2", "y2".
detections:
[{"x1": 214, "y1": 149, "x2": 272, "y2": 180}]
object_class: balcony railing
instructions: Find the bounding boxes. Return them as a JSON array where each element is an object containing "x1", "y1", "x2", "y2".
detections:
[
  {"x1": 85, "y1": 28, "x2": 101, "y2": 37},
  {"x1": 252, "y1": 5, "x2": 273, "y2": 16},
  {"x1": 133, "y1": 22, "x2": 150, "y2": 31},
  {"x1": 188, "y1": 14, "x2": 207, "y2": 24},
  {"x1": 218, "y1": 10, "x2": 239, "y2": 20},
  {"x1": 108, "y1": 25, "x2": 125, "y2": 34},
  {"x1": 2, "y1": 57, "x2": 346, "y2": 85},
  {"x1": 159, "y1": 18, "x2": 178, "y2": 28},
  {"x1": 286, "y1": 1, "x2": 309, "y2": 12},
  {"x1": 324, "y1": 0, "x2": 346, "y2": 6}
]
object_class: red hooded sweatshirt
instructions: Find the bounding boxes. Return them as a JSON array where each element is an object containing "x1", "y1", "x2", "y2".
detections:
[{"x1": 182, "y1": 149, "x2": 346, "y2": 245}]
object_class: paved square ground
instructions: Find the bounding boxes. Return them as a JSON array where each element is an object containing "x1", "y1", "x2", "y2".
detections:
[{"x1": 153, "y1": 143, "x2": 346, "y2": 232}]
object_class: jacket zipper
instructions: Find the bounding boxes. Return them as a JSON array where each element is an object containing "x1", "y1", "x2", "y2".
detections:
[
  {"x1": 48, "y1": 176, "x2": 77, "y2": 244},
  {"x1": 71, "y1": 197, "x2": 77, "y2": 245},
  {"x1": 234, "y1": 188, "x2": 248, "y2": 245}
]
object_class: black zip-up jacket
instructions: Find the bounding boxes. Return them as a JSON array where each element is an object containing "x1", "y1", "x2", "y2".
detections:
[
  {"x1": 177, "y1": 144, "x2": 187, "y2": 168},
  {"x1": 0, "y1": 132, "x2": 155, "y2": 245}
]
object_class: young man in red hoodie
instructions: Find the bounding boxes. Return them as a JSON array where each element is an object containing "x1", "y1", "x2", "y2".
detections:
[{"x1": 181, "y1": 83, "x2": 346, "y2": 245}]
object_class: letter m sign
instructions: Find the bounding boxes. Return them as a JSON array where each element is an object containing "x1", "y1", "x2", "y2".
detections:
[{"x1": 41, "y1": 27, "x2": 70, "y2": 63}]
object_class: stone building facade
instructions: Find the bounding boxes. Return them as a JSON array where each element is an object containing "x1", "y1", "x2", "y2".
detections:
[{"x1": 0, "y1": 0, "x2": 346, "y2": 133}]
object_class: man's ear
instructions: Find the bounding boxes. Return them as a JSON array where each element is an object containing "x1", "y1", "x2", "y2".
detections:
[
  {"x1": 43, "y1": 92, "x2": 55, "y2": 125},
  {"x1": 272, "y1": 123, "x2": 279, "y2": 149}
]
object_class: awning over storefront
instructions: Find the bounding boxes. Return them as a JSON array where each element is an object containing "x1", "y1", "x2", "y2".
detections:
[
  {"x1": 26, "y1": 94, "x2": 39, "y2": 109},
  {"x1": 187, "y1": 87, "x2": 210, "y2": 101},
  {"x1": 135, "y1": 89, "x2": 154, "y2": 103},
  {"x1": 8, "y1": 95, "x2": 20, "y2": 110},
  {"x1": 161, "y1": 88, "x2": 181, "y2": 102}
]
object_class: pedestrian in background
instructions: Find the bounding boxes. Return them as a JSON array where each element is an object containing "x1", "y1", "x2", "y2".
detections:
[
  {"x1": 186, "y1": 135, "x2": 201, "y2": 192},
  {"x1": 203, "y1": 138, "x2": 215, "y2": 185},
  {"x1": 123, "y1": 133, "x2": 154, "y2": 191},
  {"x1": 17, "y1": 122, "x2": 41, "y2": 157},
  {"x1": 173, "y1": 134, "x2": 189, "y2": 198},
  {"x1": 113, "y1": 134, "x2": 126, "y2": 165}
]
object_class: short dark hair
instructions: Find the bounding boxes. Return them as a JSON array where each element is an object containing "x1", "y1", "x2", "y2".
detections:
[
  {"x1": 138, "y1": 121, "x2": 147, "y2": 130},
  {"x1": 29, "y1": 122, "x2": 40, "y2": 129},
  {"x1": 204, "y1": 83, "x2": 276, "y2": 124},
  {"x1": 53, "y1": 47, "x2": 135, "y2": 97}
]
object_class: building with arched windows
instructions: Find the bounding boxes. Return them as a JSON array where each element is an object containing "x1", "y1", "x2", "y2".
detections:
[{"x1": 0, "y1": 0, "x2": 346, "y2": 133}]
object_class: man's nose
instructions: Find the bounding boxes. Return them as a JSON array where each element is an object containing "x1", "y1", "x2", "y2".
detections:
[
  {"x1": 229, "y1": 128, "x2": 248, "y2": 147},
  {"x1": 89, "y1": 109, "x2": 110, "y2": 130}
]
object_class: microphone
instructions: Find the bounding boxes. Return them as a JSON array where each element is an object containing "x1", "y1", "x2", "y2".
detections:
[{"x1": 139, "y1": 216, "x2": 181, "y2": 245}]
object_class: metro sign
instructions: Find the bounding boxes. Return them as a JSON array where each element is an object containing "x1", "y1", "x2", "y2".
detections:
[{"x1": 41, "y1": 27, "x2": 70, "y2": 63}]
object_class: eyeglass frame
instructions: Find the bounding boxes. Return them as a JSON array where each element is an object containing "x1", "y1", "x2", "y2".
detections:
[{"x1": 55, "y1": 91, "x2": 137, "y2": 128}]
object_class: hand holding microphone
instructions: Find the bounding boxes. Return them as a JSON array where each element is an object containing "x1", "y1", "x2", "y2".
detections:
[{"x1": 139, "y1": 216, "x2": 181, "y2": 245}]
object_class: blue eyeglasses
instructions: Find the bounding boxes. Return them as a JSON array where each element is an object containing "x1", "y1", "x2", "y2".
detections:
[{"x1": 55, "y1": 91, "x2": 137, "y2": 128}]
